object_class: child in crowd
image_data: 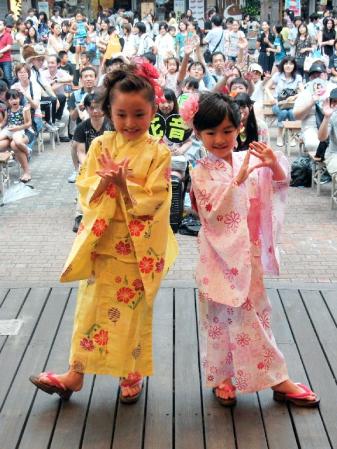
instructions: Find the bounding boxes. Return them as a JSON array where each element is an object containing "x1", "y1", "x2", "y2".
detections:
[
  {"x1": 29, "y1": 62, "x2": 178, "y2": 403},
  {"x1": 180, "y1": 92, "x2": 319, "y2": 408},
  {"x1": 0, "y1": 89, "x2": 34, "y2": 183}
]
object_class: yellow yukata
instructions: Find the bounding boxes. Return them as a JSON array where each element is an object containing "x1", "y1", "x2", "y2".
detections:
[{"x1": 60, "y1": 131, "x2": 178, "y2": 377}]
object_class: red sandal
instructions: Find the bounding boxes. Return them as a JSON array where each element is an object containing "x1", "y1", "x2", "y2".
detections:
[
  {"x1": 273, "y1": 383, "x2": 320, "y2": 407},
  {"x1": 119, "y1": 372, "x2": 144, "y2": 404},
  {"x1": 213, "y1": 383, "x2": 237, "y2": 407},
  {"x1": 29, "y1": 372, "x2": 73, "y2": 401}
]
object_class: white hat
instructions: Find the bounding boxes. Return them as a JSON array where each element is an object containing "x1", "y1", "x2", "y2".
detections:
[{"x1": 249, "y1": 63, "x2": 263, "y2": 74}]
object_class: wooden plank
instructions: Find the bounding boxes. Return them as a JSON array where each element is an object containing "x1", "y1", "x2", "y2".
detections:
[
  {"x1": 0, "y1": 288, "x2": 48, "y2": 409},
  {"x1": 45, "y1": 288, "x2": 95, "y2": 449},
  {"x1": 322, "y1": 290, "x2": 337, "y2": 322},
  {"x1": 81, "y1": 375, "x2": 118, "y2": 449},
  {"x1": 301, "y1": 290, "x2": 337, "y2": 379},
  {"x1": 281, "y1": 289, "x2": 337, "y2": 448},
  {"x1": 144, "y1": 288, "x2": 173, "y2": 449},
  {"x1": 195, "y1": 288, "x2": 236, "y2": 449},
  {"x1": 0, "y1": 287, "x2": 68, "y2": 449},
  {"x1": 0, "y1": 287, "x2": 9, "y2": 307},
  {"x1": 18, "y1": 288, "x2": 78, "y2": 449},
  {"x1": 174, "y1": 288, "x2": 204, "y2": 449},
  {"x1": 0, "y1": 288, "x2": 29, "y2": 351},
  {"x1": 234, "y1": 394, "x2": 269, "y2": 449},
  {"x1": 277, "y1": 289, "x2": 332, "y2": 449},
  {"x1": 257, "y1": 289, "x2": 300, "y2": 449}
]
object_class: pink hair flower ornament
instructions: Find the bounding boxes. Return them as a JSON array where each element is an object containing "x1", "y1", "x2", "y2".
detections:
[{"x1": 180, "y1": 94, "x2": 199, "y2": 128}]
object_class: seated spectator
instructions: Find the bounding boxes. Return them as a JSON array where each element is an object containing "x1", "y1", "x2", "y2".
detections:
[
  {"x1": 265, "y1": 56, "x2": 303, "y2": 146},
  {"x1": 317, "y1": 88, "x2": 337, "y2": 172},
  {"x1": 43, "y1": 55, "x2": 73, "y2": 141},
  {"x1": 294, "y1": 61, "x2": 335, "y2": 153},
  {"x1": 0, "y1": 89, "x2": 35, "y2": 182},
  {"x1": 97, "y1": 56, "x2": 124, "y2": 86},
  {"x1": 11, "y1": 63, "x2": 43, "y2": 134},
  {"x1": 24, "y1": 26, "x2": 39, "y2": 46},
  {"x1": 72, "y1": 88, "x2": 112, "y2": 231}
]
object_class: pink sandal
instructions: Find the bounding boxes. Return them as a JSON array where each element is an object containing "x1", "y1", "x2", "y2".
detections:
[
  {"x1": 213, "y1": 383, "x2": 237, "y2": 407},
  {"x1": 29, "y1": 372, "x2": 73, "y2": 401},
  {"x1": 273, "y1": 383, "x2": 320, "y2": 407}
]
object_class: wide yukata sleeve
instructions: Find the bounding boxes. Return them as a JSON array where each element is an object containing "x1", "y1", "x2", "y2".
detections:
[
  {"x1": 191, "y1": 161, "x2": 252, "y2": 307},
  {"x1": 60, "y1": 137, "x2": 119, "y2": 282},
  {"x1": 258, "y1": 151, "x2": 290, "y2": 275}
]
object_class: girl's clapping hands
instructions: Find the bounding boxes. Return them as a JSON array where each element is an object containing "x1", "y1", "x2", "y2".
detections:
[{"x1": 96, "y1": 150, "x2": 130, "y2": 189}]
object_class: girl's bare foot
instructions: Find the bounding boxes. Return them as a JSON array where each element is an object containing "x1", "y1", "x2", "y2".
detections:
[
  {"x1": 272, "y1": 379, "x2": 317, "y2": 401},
  {"x1": 38, "y1": 370, "x2": 84, "y2": 392},
  {"x1": 214, "y1": 378, "x2": 236, "y2": 400}
]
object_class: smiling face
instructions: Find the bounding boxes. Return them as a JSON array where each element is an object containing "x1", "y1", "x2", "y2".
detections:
[
  {"x1": 189, "y1": 63, "x2": 204, "y2": 80},
  {"x1": 197, "y1": 115, "x2": 239, "y2": 163},
  {"x1": 111, "y1": 90, "x2": 156, "y2": 140}
]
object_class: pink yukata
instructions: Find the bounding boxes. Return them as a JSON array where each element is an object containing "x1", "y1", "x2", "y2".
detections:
[{"x1": 191, "y1": 150, "x2": 290, "y2": 394}]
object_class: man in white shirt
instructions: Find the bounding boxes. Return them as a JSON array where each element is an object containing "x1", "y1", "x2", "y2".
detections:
[
  {"x1": 204, "y1": 15, "x2": 225, "y2": 55},
  {"x1": 43, "y1": 55, "x2": 73, "y2": 141}
]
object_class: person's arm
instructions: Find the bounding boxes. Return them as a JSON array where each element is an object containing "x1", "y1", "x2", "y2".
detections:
[
  {"x1": 68, "y1": 93, "x2": 79, "y2": 121},
  {"x1": 264, "y1": 76, "x2": 277, "y2": 103},
  {"x1": 293, "y1": 91, "x2": 315, "y2": 120},
  {"x1": 75, "y1": 141, "x2": 87, "y2": 165},
  {"x1": 177, "y1": 44, "x2": 193, "y2": 83},
  {"x1": 318, "y1": 99, "x2": 334, "y2": 141}
]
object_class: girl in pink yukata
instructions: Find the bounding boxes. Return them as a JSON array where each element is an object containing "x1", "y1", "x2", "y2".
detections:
[{"x1": 180, "y1": 92, "x2": 320, "y2": 408}]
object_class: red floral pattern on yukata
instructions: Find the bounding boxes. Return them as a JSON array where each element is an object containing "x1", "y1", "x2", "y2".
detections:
[
  {"x1": 115, "y1": 241, "x2": 132, "y2": 255},
  {"x1": 155, "y1": 257, "x2": 165, "y2": 273},
  {"x1": 94, "y1": 329, "x2": 109, "y2": 346},
  {"x1": 92, "y1": 218, "x2": 108, "y2": 237},
  {"x1": 132, "y1": 279, "x2": 144, "y2": 291},
  {"x1": 80, "y1": 337, "x2": 95, "y2": 351},
  {"x1": 106, "y1": 183, "x2": 117, "y2": 198},
  {"x1": 128, "y1": 220, "x2": 145, "y2": 237},
  {"x1": 117, "y1": 287, "x2": 136, "y2": 303},
  {"x1": 139, "y1": 256, "x2": 154, "y2": 273}
]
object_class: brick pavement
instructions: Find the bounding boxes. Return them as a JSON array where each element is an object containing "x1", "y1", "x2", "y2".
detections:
[{"x1": 0, "y1": 139, "x2": 337, "y2": 288}]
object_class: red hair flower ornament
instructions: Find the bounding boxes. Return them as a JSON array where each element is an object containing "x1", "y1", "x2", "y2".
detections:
[{"x1": 134, "y1": 58, "x2": 165, "y2": 104}]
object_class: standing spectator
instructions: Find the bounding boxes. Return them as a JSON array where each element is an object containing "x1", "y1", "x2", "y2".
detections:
[
  {"x1": 134, "y1": 22, "x2": 155, "y2": 56},
  {"x1": 47, "y1": 23, "x2": 64, "y2": 56},
  {"x1": 288, "y1": 16, "x2": 303, "y2": 53},
  {"x1": 25, "y1": 8, "x2": 39, "y2": 28},
  {"x1": 204, "y1": 15, "x2": 225, "y2": 58},
  {"x1": 294, "y1": 23, "x2": 314, "y2": 76},
  {"x1": 121, "y1": 23, "x2": 137, "y2": 58},
  {"x1": 256, "y1": 21, "x2": 275, "y2": 74},
  {"x1": 14, "y1": 20, "x2": 27, "y2": 63},
  {"x1": 0, "y1": 19, "x2": 13, "y2": 87},
  {"x1": 154, "y1": 22, "x2": 176, "y2": 66},
  {"x1": 318, "y1": 17, "x2": 336, "y2": 66},
  {"x1": 308, "y1": 13, "x2": 321, "y2": 40},
  {"x1": 50, "y1": 7, "x2": 63, "y2": 26},
  {"x1": 176, "y1": 21, "x2": 188, "y2": 60},
  {"x1": 204, "y1": 8, "x2": 216, "y2": 35},
  {"x1": 38, "y1": 12, "x2": 49, "y2": 44},
  {"x1": 269, "y1": 25, "x2": 286, "y2": 70},
  {"x1": 226, "y1": 20, "x2": 247, "y2": 63}
]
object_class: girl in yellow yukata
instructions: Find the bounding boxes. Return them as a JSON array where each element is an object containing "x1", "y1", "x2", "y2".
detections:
[{"x1": 29, "y1": 61, "x2": 178, "y2": 404}]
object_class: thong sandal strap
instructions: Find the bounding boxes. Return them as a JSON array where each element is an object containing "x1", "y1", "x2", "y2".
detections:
[{"x1": 40, "y1": 372, "x2": 67, "y2": 391}]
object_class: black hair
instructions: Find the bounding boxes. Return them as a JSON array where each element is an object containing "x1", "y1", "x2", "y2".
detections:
[
  {"x1": 233, "y1": 93, "x2": 258, "y2": 151},
  {"x1": 165, "y1": 56, "x2": 179, "y2": 71},
  {"x1": 83, "y1": 87, "x2": 105, "y2": 108},
  {"x1": 48, "y1": 54, "x2": 61, "y2": 65},
  {"x1": 278, "y1": 56, "x2": 297, "y2": 76},
  {"x1": 142, "y1": 52, "x2": 156, "y2": 65},
  {"x1": 188, "y1": 61, "x2": 206, "y2": 74},
  {"x1": 58, "y1": 50, "x2": 68, "y2": 60},
  {"x1": 159, "y1": 21, "x2": 168, "y2": 31},
  {"x1": 80, "y1": 66, "x2": 97, "y2": 77},
  {"x1": 38, "y1": 12, "x2": 48, "y2": 23},
  {"x1": 0, "y1": 80, "x2": 8, "y2": 93},
  {"x1": 6, "y1": 89, "x2": 21, "y2": 100},
  {"x1": 211, "y1": 14, "x2": 223, "y2": 27},
  {"x1": 102, "y1": 64, "x2": 157, "y2": 118},
  {"x1": 225, "y1": 17, "x2": 234, "y2": 24},
  {"x1": 211, "y1": 51, "x2": 225, "y2": 62},
  {"x1": 229, "y1": 77, "x2": 248, "y2": 91},
  {"x1": 193, "y1": 92, "x2": 240, "y2": 131},
  {"x1": 135, "y1": 21, "x2": 146, "y2": 34},
  {"x1": 160, "y1": 88, "x2": 178, "y2": 115},
  {"x1": 310, "y1": 13, "x2": 319, "y2": 21},
  {"x1": 182, "y1": 76, "x2": 199, "y2": 90}
]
